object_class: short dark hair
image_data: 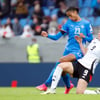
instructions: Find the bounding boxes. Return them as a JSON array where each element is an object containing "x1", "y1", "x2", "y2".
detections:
[{"x1": 66, "y1": 7, "x2": 79, "y2": 13}]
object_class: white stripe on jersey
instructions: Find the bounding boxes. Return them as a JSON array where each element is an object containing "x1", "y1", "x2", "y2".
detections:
[{"x1": 78, "y1": 38, "x2": 100, "y2": 74}]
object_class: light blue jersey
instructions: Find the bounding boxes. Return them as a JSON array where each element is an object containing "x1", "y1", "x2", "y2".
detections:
[
  {"x1": 48, "y1": 18, "x2": 93, "y2": 59},
  {"x1": 61, "y1": 18, "x2": 93, "y2": 50},
  {"x1": 44, "y1": 18, "x2": 93, "y2": 88}
]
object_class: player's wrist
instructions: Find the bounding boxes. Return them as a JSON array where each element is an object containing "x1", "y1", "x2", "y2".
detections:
[{"x1": 47, "y1": 34, "x2": 50, "y2": 37}]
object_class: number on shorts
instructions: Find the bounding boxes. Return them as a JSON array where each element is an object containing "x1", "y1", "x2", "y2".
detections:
[{"x1": 82, "y1": 69, "x2": 88, "y2": 79}]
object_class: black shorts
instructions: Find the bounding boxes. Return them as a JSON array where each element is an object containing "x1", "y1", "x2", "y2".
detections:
[{"x1": 72, "y1": 61, "x2": 93, "y2": 83}]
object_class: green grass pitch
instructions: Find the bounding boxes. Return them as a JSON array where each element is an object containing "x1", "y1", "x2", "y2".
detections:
[{"x1": 0, "y1": 87, "x2": 100, "y2": 100}]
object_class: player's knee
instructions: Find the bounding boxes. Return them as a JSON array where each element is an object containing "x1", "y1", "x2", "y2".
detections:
[
  {"x1": 57, "y1": 63, "x2": 64, "y2": 71},
  {"x1": 58, "y1": 63, "x2": 68, "y2": 71},
  {"x1": 58, "y1": 63, "x2": 63, "y2": 68}
]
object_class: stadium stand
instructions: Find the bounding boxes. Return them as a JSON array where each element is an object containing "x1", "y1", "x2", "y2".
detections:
[{"x1": 0, "y1": 0, "x2": 100, "y2": 62}]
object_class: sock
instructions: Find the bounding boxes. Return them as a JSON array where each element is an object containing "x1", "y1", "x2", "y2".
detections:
[
  {"x1": 51, "y1": 66, "x2": 63, "y2": 89},
  {"x1": 45, "y1": 62, "x2": 60, "y2": 86},
  {"x1": 62, "y1": 74, "x2": 70, "y2": 88},
  {"x1": 84, "y1": 90, "x2": 97, "y2": 94},
  {"x1": 45, "y1": 67, "x2": 56, "y2": 86}
]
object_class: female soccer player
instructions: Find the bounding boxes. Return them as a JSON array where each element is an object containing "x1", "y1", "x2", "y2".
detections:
[
  {"x1": 42, "y1": 33, "x2": 100, "y2": 94},
  {"x1": 36, "y1": 7, "x2": 93, "y2": 94}
]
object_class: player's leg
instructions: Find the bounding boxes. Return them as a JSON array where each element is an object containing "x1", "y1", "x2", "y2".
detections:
[
  {"x1": 63, "y1": 51, "x2": 83, "y2": 94},
  {"x1": 37, "y1": 51, "x2": 75, "y2": 92},
  {"x1": 41, "y1": 62, "x2": 74, "y2": 94},
  {"x1": 60, "y1": 53, "x2": 76, "y2": 94},
  {"x1": 85, "y1": 88, "x2": 100, "y2": 94},
  {"x1": 60, "y1": 49, "x2": 75, "y2": 94},
  {"x1": 36, "y1": 50, "x2": 73, "y2": 91},
  {"x1": 84, "y1": 89, "x2": 99, "y2": 94},
  {"x1": 45, "y1": 62, "x2": 60, "y2": 86},
  {"x1": 75, "y1": 62, "x2": 91, "y2": 94},
  {"x1": 62, "y1": 74, "x2": 74, "y2": 94},
  {"x1": 36, "y1": 62, "x2": 59, "y2": 91},
  {"x1": 76, "y1": 79, "x2": 88, "y2": 94},
  {"x1": 61, "y1": 49, "x2": 83, "y2": 94},
  {"x1": 51, "y1": 62, "x2": 73, "y2": 90}
]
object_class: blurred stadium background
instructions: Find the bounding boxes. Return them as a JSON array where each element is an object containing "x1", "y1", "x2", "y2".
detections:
[{"x1": 0, "y1": 0, "x2": 100, "y2": 88}]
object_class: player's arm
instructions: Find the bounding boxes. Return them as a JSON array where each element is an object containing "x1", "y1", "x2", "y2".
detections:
[
  {"x1": 75, "y1": 36, "x2": 87, "y2": 55},
  {"x1": 80, "y1": 23, "x2": 93, "y2": 42},
  {"x1": 48, "y1": 31, "x2": 65, "y2": 40},
  {"x1": 41, "y1": 31, "x2": 64, "y2": 40},
  {"x1": 41, "y1": 22, "x2": 68, "y2": 40}
]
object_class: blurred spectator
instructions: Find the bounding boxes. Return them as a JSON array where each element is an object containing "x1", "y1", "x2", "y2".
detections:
[
  {"x1": 31, "y1": 16, "x2": 41, "y2": 31},
  {"x1": 57, "y1": 1, "x2": 67, "y2": 18},
  {"x1": 32, "y1": 4, "x2": 44, "y2": 22},
  {"x1": 34, "y1": 25, "x2": 42, "y2": 35},
  {"x1": 21, "y1": 25, "x2": 34, "y2": 38},
  {"x1": 41, "y1": 16, "x2": 49, "y2": 31},
  {"x1": 0, "y1": 0, "x2": 11, "y2": 19},
  {"x1": 48, "y1": 14, "x2": 58, "y2": 35},
  {"x1": 12, "y1": 17, "x2": 23, "y2": 36},
  {"x1": 15, "y1": 1, "x2": 28, "y2": 19},
  {"x1": 49, "y1": 15, "x2": 58, "y2": 29},
  {"x1": 48, "y1": 27, "x2": 57, "y2": 35},
  {"x1": 1, "y1": 17, "x2": 14, "y2": 38},
  {"x1": 26, "y1": 38, "x2": 42, "y2": 63},
  {"x1": 0, "y1": 24, "x2": 14, "y2": 38},
  {"x1": 26, "y1": 0, "x2": 41, "y2": 18},
  {"x1": 6, "y1": 17, "x2": 13, "y2": 30},
  {"x1": 92, "y1": 0, "x2": 100, "y2": 17}
]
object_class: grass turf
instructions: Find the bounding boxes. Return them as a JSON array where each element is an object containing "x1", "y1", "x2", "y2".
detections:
[{"x1": 0, "y1": 87, "x2": 100, "y2": 100}]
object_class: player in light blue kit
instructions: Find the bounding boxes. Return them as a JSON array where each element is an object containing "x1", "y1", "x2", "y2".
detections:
[{"x1": 36, "y1": 7, "x2": 93, "y2": 94}]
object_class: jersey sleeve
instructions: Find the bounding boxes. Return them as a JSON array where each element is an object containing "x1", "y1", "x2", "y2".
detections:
[
  {"x1": 47, "y1": 31, "x2": 63, "y2": 40},
  {"x1": 47, "y1": 21, "x2": 69, "y2": 40},
  {"x1": 60, "y1": 22, "x2": 68, "y2": 36},
  {"x1": 84, "y1": 22, "x2": 93, "y2": 42}
]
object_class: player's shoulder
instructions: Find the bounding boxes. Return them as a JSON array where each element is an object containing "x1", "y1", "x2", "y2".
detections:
[{"x1": 81, "y1": 18, "x2": 90, "y2": 24}]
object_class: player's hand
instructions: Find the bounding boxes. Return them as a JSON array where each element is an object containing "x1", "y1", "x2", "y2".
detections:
[
  {"x1": 59, "y1": 57, "x2": 66, "y2": 63},
  {"x1": 80, "y1": 33, "x2": 85, "y2": 38},
  {"x1": 59, "y1": 56, "x2": 69, "y2": 63},
  {"x1": 75, "y1": 35, "x2": 82, "y2": 44},
  {"x1": 41, "y1": 31, "x2": 48, "y2": 37}
]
